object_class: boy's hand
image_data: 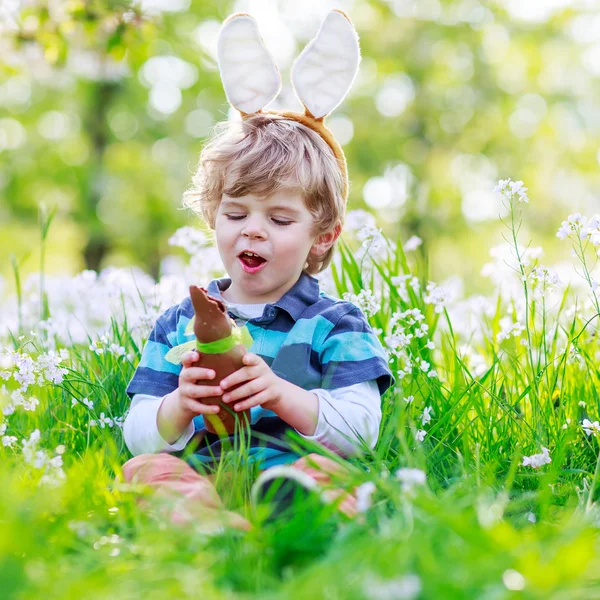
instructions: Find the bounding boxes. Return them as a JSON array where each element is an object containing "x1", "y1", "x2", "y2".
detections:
[
  {"x1": 219, "y1": 353, "x2": 286, "y2": 412},
  {"x1": 176, "y1": 350, "x2": 224, "y2": 416}
]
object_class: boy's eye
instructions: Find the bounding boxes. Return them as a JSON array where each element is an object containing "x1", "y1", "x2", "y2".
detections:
[{"x1": 225, "y1": 215, "x2": 292, "y2": 227}]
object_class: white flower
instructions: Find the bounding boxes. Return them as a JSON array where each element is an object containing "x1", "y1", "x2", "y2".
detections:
[
  {"x1": 2, "y1": 435, "x2": 17, "y2": 447},
  {"x1": 582, "y1": 419, "x2": 600, "y2": 436},
  {"x1": 355, "y1": 481, "x2": 376, "y2": 512},
  {"x1": 362, "y1": 574, "x2": 422, "y2": 600},
  {"x1": 427, "y1": 369, "x2": 438, "y2": 378},
  {"x1": 561, "y1": 418, "x2": 571, "y2": 430},
  {"x1": 424, "y1": 282, "x2": 452, "y2": 314},
  {"x1": 426, "y1": 340, "x2": 435, "y2": 350},
  {"x1": 0, "y1": 423, "x2": 5, "y2": 436},
  {"x1": 73, "y1": 397, "x2": 94, "y2": 409},
  {"x1": 98, "y1": 413, "x2": 114, "y2": 428},
  {"x1": 522, "y1": 447, "x2": 551, "y2": 468},
  {"x1": 557, "y1": 213, "x2": 586, "y2": 240},
  {"x1": 22, "y1": 397, "x2": 39, "y2": 412},
  {"x1": 415, "y1": 429, "x2": 427, "y2": 442},
  {"x1": 109, "y1": 343, "x2": 126, "y2": 357},
  {"x1": 403, "y1": 236, "x2": 422, "y2": 252},
  {"x1": 168, "y1": 226, "x2": 208, "y2": 255},
  {"x1": 342, "y1": 289, "x2": 382, "y2": 317},
  {"x1": 494, "y1": 178, "x2": 529, "y2": 203},
  {"x1": 421, "y1": 406, "x2": 433, "y2": 426},
  {"x1": 345, "y1": 209, "x2": 377, "y2": 233},
  {"x1": 404, "y1": 395, "x2": 414, "y2": 404},
  {"x1": 395, "y1": 467, "x2": 427, "y2": 493},
  {"x1": 419, "y1": 359, "x2": 430, "y2": 372}
]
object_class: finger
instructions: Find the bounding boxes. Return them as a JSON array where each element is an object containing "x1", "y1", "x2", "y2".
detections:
[
  {"x1": 184, "y1": 400, "x2": 221, "y2": 415},
  {"x1": 182, "y1": 367, "x2": 216, "y2": 381},
  {"x1": 219, "y1": 367, "x2": 252, "y2": 391},
  {"x1": 181, "y1": 351, "x2": 199, "y2": 367},
  {"x1": 222, "y1": 379, "x2": 262, "y2": 403},
  {"x1": 231, "y1": 390, "x2": 269, "y2": 412},
  {"x1": 182, "y1": 383, "x2": 223, "y2": 400},
  {"x1": 242, "y1": 352, "x2": 258, "y2": 366}
]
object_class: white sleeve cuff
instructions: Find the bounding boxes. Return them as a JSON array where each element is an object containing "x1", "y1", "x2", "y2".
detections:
[
  {"x1": 123, "y1": 394, "x2": 195, "y2": 456},
  {"x1": 296, "y1": 380, "x2": 381, "y2": 456}
]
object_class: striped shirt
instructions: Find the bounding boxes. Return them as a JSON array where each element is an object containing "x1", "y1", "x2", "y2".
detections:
[{"x1": 125, "y1": 271, "x2": 395, "y2": 469}]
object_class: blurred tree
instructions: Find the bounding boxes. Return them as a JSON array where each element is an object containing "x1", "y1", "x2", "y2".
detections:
[{"x1": 1, "y1": 0, "x2": 599, "y2": 290}]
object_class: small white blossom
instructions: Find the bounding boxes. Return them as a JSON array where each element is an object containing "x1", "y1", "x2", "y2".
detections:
[
  {"x1": 522, "y1": 447, "x2": 551, "y2": 468},
  {"x1": 342, "y1": 289, "x2": 381, "y2": 318},
  {"x1": 494, "y1": 178, "x2": 529, "y2": 203},
  {"x1": 421, "y1": 406, "x2": 433, "y2": 426},
  {"x1": 355, "y1": 481, "x2": 376, "y2": 512},
  {"x1": 22, "y1": 397, "x2": 39, "y2": 412},
  {"x1": 2, "y1": 435, "x2": 17, "y2": 447},
  {"x1": 582, "y1": 419, "x2": 600, "y2": 436},
  {"x1": 415, "y1": 429, "x2": 427, "y2": 442},
  {"x1": 404, "y1": 395, "x2": 414, "y2": 404},
  {"x1": 424, "y1": 282, "x2": 452, "y2": 314},
  {"x1": 395, "y1": 467, "x2": 427, "y2": 493},
  {"x1": 168, "y1": 226, "x2": 208, "y2": 255},
  {"x1": 403, "y1": 235, "x2": 422, "y2": 252},
  {"x1": 561, "y1": 418, "x2": 571, "y2": 430},
  {"x1": 557, "y1": 213, "x2": 586, "y2": 240}
]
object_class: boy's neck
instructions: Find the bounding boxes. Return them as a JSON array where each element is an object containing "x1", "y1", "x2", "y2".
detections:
[{"x1": 221, "y1": 286, "x2": 268, "y2": 305}]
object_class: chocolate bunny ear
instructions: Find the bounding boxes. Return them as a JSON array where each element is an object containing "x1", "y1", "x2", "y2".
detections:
[
  {"x1": 291, "y1": 10, "x2": 361, "y2": 120},
  {"x1": 216, "y1": 13, "x2": 282, "y2": 115}
]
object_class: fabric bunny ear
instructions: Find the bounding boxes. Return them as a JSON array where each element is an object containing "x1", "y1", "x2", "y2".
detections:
[
  {"x1": 291, "y1": 10, "x2": 361, "y2": 120},
  {"x1": 217, "y1": 13, "x2": 282, "y2": 115}
]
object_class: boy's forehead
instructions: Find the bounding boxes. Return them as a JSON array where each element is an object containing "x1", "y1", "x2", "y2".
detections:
[{"x1": 221, "y1": 190, "x2": 308, "y2": 213}]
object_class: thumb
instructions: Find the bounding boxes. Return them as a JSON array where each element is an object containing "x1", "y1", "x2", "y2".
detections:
[{"x1": 181, "y1": 351, "x2": 199, "y2": 367}]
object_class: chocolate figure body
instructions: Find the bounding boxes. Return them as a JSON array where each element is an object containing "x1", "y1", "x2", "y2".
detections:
[{"x1": 189, "y1": 285, "x2": 251, "y2": 434}]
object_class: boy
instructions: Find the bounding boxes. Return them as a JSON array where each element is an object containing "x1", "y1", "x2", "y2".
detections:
[{"x1": 121, "y1": 11, "x2": 395, "y2": 530}]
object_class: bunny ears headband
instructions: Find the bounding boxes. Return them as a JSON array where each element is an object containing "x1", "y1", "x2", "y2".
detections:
[{"x1": 216, "y1": 9, "x2": 361, "y2": 202}]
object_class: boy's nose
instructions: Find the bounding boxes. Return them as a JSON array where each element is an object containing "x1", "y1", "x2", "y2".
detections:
[{"x1": 241, "y1": 218, "x2": 267, "y2": 239}]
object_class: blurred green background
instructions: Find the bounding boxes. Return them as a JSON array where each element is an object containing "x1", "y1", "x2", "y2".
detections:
[{"x1": 1, "y1": 0, "x2": 599, "y2": 294}]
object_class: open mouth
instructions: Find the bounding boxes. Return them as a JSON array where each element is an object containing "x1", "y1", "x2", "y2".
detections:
[{"x1": 238, "y1": 251, "x2": 267, "y2": 271}]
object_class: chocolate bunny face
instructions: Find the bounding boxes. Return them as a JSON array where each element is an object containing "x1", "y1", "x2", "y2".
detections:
[{"x1": 216, "y1": 10, "x2": 361, "y2": 203}]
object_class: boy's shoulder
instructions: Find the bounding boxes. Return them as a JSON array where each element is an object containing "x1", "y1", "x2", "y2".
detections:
[
  {"x1": 312, "y1": 289, "x2": 368, "y2": 323},
  {"x1": 153, "y1": 296, "x2": 195, "y2": 335}
]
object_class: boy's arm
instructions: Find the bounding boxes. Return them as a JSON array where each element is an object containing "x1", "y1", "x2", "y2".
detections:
[
  {"x1": 123, "y1": 393, "x2": 196, "y2": 456},
  {"x1": 272, "y1": 380, "x2": 381, "y2": 456},
  {"x1": 274, "y1": 304, "x2": 395, "y2": 455}
]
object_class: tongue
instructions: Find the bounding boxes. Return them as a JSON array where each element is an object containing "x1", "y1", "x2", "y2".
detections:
[{"x1": 241, "y1": 255, "x2": 266, "y2": 268}]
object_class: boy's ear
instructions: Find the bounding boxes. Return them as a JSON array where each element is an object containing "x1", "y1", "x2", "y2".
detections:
[
  {"x1": 309, "y1": 222, "x2": 343, "y2": 259},
  {"x1": 216, "y1": 13, "x2": 282, "y2": 115}
]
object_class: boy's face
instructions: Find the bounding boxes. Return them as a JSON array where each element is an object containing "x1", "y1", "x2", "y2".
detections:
[{"x1": 214, "y1": 188, "x2": 336, "y2": 304}]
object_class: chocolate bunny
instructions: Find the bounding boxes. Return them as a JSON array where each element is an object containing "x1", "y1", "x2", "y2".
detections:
[{"x1": 166, "y1": 285, "x2": 253, "y2": 435}]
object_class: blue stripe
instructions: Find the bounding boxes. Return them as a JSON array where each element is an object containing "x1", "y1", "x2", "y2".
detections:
[
  {"x1": 321, "y1": 331, "x2": 388, "y2": 363},
  {"x1": 258, "y1": 314, "x2": 335, "y2": 357},
  {"x1": 139, "y1": 340, "x2": 181, "y2": 375}
]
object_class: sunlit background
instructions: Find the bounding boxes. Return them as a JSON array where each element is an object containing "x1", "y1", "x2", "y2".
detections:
[{"x1": 1, "y1": 0, "x2": 600, "y2": 296}]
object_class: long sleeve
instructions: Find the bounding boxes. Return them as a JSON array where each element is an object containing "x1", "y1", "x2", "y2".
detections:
[
  {"x1": 123, "y1": 393, "x2": 196, "y2": 456},
  {"x1": 297, "y1": 379, "x2": 381, "y2": 457}
]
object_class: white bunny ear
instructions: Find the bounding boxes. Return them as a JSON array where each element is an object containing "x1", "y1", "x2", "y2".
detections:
[
  {"x1": 217, "y1": 13, "x2": 282, "y2": 115},
  {"x1": 291, "y1": 10, "x2": 361, "y2": 120}
]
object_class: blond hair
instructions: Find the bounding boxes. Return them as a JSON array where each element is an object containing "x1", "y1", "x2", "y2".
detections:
[{"x1": 182, "y1": 113, "x2": 346, "y2": 275}]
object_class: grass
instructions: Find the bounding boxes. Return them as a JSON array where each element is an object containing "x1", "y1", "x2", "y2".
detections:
[{"x1": 2, "y1": 187, "x2": 600, "y2": 599}]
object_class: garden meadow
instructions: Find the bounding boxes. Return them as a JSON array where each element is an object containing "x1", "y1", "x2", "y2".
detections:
[
  {"x1": 4, "y1": 0, "x2": 600, "y2": 598},
  {"x1": 3, "y1": 181, "x2": 600, "y2": 598}
]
